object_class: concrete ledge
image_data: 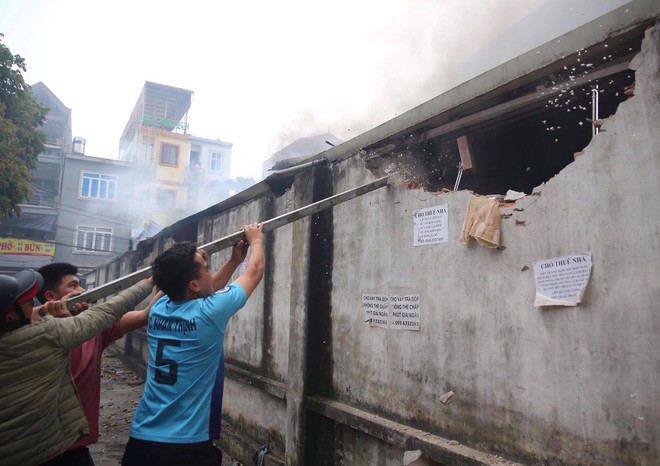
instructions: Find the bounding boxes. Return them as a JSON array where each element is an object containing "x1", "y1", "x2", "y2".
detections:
[
  {"x1": 307, "y1": 396, "x2": 524, "y2": 466},
  {"x1": 225, "y1": 363, "x2": 287, "y2": 400},
  {"x1": 220, "y1": 421, "x2": 285, "y2": 466}
]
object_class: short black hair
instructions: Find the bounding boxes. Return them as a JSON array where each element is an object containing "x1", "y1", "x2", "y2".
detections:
[
  {"x1": 152, "y1": 242, "x2": 201, "y2": 301},
  {"x1": 37, "y1": 263, "x2": 78, "y2": 303}
]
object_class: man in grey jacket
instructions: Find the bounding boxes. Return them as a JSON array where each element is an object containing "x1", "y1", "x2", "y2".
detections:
[{"x1": 0, "y1": 269, "x2": 153, "y2": 466}]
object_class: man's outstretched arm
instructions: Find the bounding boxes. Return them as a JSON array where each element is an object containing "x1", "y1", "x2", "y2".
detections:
[
  {"x1": 117, "y1": 289, "x2": 165, "y2": 336},
  {"x1": 234, "y1": 223, "x2": 265, "y2": 299},
  {"x1": 55, "y1": 278, "x2": 154, "y2": 350},
  {"x1": 212, "y1": 240, "x2": 248, "y2": 292}
]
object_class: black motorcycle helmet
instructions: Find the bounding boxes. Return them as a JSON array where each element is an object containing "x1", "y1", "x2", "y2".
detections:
[
  {"x1": 0, "y1": 269, "x2": 43, "y2": 330},
  {"x1": 0, "y1": 275, "x2": 19, "y2": 315}
]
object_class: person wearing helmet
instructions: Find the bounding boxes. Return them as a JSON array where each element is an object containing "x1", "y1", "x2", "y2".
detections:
[
  {"x1": 0, "y1": 269, "x2": 43, "y2": 330},
  {"x1": 0, "y1": 269, "x2": 153, "y2": 466},
  {"x1": 34, "y1": 263, "x2": 162, "y2": 466}
]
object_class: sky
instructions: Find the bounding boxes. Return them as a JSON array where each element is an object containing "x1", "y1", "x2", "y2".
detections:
[{"x1": 0, "y1": 0, "x2": 629, "y2": 181}]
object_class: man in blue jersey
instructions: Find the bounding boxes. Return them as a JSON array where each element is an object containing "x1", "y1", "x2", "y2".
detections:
[{"x1": 122, "y1": 223, "x2": 265, "y2": 466}]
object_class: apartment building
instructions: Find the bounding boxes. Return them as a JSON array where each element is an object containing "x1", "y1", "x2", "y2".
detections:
[{"x1": 0, "y1": 82, "x2": 70, "y2": 274}]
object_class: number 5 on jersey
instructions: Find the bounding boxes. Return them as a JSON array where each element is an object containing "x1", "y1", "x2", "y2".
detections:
[{"x1": 155, "y1": 338, "x2": 180, "y2": 385}]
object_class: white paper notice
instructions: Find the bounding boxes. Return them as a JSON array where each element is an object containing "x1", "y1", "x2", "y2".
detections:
[
  {"x1": 413, "y1": 205, "x2": 448, "y2": 246},
  {"x1": 362, "y1": 294, "x2": 389, "y2": 328},
  {"x1": 362, "y1": 293, "x2": 421, "y2": 330},
  {"x1": 389, "y1": 294, "x2": 421, "y2": 331},
  {"x1": 533, "y1": 254, "x2": 593, "y2": 307}
]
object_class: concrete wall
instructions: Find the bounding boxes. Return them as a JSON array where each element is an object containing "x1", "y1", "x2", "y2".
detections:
[
  {"x1": 106, "y1": 21, "x2": 660, "y2": 466},
  {"x1": 229, "y1": 24, "x2": 658, "y2": 464},
  {"x1": 321, "y1": 25, "x2": 659, "y2": 465}
]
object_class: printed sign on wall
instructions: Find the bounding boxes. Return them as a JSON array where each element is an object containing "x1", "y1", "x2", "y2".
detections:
[
  {"x1": 389, "y1": 294, "x2": 421, "y2": 330},
  {"x1": 533, "y1": 253, "x2": 593, "y2": 307},
  {"x1": 413, "y1": 205, "x2": 448, "y2": 246},
  {"x1": 362, "y1": 294, "x2": 389, "y2": 329},
  {"x1": 362, "y1": 293, "x2": 420, "y2": 331}
]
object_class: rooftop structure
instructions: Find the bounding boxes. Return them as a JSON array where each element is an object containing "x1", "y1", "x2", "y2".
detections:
[{"x1": 119, "y1": 82, "x2": 193, "y2": 163}]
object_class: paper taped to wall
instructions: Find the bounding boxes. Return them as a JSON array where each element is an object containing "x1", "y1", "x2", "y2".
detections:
[
  {"x1": 362, "y1": 293, "x2": 421, "y2": 330},
  {"x1": 533, "y1": 253, "x2": 593, "y2": 307},
  {"x1": 413, "y1": 205, "x2": 448, "y2": 246}
]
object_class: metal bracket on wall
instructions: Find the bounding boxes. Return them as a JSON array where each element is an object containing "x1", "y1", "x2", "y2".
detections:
[{"x1": 453, "y1": 163, "x2": 464, "y2": 191}]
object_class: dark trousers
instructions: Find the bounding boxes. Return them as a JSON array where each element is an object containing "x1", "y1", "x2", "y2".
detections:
[
  {"x1": 122, "y1": 437, "x2": 222, "y2": 466},
  {"x1": 41, "y1": 447, "x2": 95, "y2": 466}
]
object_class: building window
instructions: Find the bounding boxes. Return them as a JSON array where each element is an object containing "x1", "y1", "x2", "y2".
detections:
[
  {"x1": 80, "y1": 172, "x2": 117, "y2": 200},
  {"x1": 157, "y1": 189, "x2": 176, "y2": 209},
  {"x1": 190, "y1": 149, "x2": 200, "y2": 167},
  {"x1": 74, "y1": 226, "x2": 112, "y2": 253},
  {"x1": 26, "y1": 178, "x2": 57, "y2": 207},
  {"x1": 139, "y1": 142, "x2": 154, "y2": 163},
  {"x1": 209, "y1": 151, "x2": 223, "y2": 172},
  {"x1": 160, "y1": 143, "x2": 179, "y2": 165}
]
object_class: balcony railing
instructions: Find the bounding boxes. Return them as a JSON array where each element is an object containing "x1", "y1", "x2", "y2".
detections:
[
  {"x1": 136, "y1": 160, "x2": 157, "y2": 176},
  {"x1": 24, "y1": 194, "x2": 56, "y2": 208},
  {"x1": 186, "y1": 166, "x2": 205, "y2": 183}
]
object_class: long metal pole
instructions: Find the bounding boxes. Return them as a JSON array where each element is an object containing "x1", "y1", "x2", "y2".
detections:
[{"x1": 68, "y1": 173, "x2": 395, "y2": 308}]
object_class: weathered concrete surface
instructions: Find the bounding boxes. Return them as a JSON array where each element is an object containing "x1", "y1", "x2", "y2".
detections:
[{"x1": 325, "y1": 24, "x2": 660, "y2": 465}]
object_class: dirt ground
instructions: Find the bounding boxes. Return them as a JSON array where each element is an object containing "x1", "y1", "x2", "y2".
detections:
[{"x1": 89, "y1": 351, "x2": 240, "y2": 466}]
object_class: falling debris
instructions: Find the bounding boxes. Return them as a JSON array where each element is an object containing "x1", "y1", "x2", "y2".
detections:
[
  {"x1": 403, "y1": 450, "x2": 422, "y2": 465},
  {"x1": 440, "y1": 390, "x2": 455, "y2": 405},
  {"x1": 503, "y1": 190, "x2": 526, "y2": 202}
]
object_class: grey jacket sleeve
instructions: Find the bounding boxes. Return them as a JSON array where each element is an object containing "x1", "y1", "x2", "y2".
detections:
[{"x1": 53, "y1": 279, "x2": 153, "y2": 350}]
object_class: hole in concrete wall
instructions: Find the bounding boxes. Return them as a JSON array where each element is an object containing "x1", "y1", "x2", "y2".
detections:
[
  {"x1": 459, "y1": 70, "x2": 634, "y2": 195},
  {"x1": 366, "y1": 29, "x2": 644, "y2": 196}
]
